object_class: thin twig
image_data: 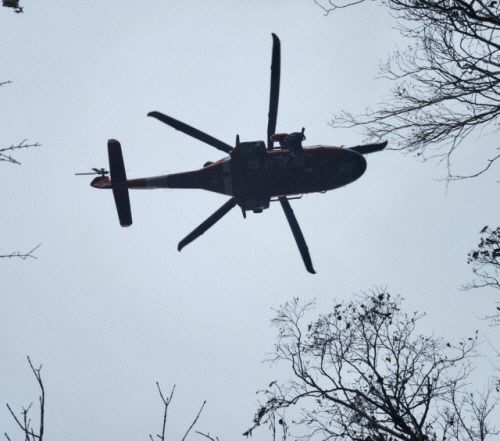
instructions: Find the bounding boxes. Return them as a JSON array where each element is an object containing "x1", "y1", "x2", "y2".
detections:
[
  {"x1": 150, "y1": 384, "x2": 207, "y2": 441},
  {"x1": 155, "y1": 383, "x2": 175, "y2": 441},
  {"x1": 0, "y1": 140, "x2": 41, "y2": 165},
  {"x1": 5, "y1": 357, "x2": 44, "y2": 441},
  {"x1": 27, "y1": 357, "x2": 44, "y2": 441},
  {"x1": 196, "y1": 432, "x2": 219, "y2": 441},
  {"x1": 1, "y1": 244, "x2": 41, "y2": 260},
  {"x1": 181, "y1": 401, "x2": 206, "y2": 441}
]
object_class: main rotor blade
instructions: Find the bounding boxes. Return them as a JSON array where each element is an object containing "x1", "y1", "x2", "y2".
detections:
[
  {"x1": 267, "y1": 33, "x2": 281, "y2": 150},
  {"x1": 148, "y1": 111, "x2": 234, "y2": 154},
  {"x1": 279, "y1": 197, "x2": 316, "y2": 274},
  {"x1": 348, "y1": 141, "x2": 387, "y2": 155},
  {"x1": 178, "y1": 198, "x2": 237, "y2": 252}
]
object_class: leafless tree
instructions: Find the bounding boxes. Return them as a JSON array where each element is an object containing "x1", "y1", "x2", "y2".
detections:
[
  {"x1": 315, "y1": 0, "x2": 500, "y2": 180},
  {"x1": 246, "y1": 289, "x2": 499, "y2": 440},
  {"x1": 5, "y1": 357, "x2": 45, "y2": 441}
]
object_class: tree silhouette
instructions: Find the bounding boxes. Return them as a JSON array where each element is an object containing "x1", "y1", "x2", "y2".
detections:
[
  {"x1": 246, "y1": 289, "x2": 498, "y2": 440},
  {"x1": 317, "y1": 0, "x2": 500, "y2": 180}
]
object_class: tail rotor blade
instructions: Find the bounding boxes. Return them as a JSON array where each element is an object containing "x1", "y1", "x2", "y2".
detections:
[
  {"x1": 267, "y1": 34, "x2": 281, "y2": 150},
  {"x1": 178, "y1": 198, "x2": 237, "y2": 251},
  {"x1": 148, "y1": 111, "x2": 233, "y2": 154},
  {"x1": 279, "y1": 197, "x2": 315, "y2": 274}
]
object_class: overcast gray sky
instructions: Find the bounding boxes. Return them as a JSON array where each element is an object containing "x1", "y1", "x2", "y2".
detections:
[{"x1": 2, "y1": 1, "x2": 499, "y2": 440}]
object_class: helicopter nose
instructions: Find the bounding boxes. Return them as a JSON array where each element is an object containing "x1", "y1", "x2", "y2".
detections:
[{"x1": 339, "y1": 150, "x2": 367, "y2": 183}]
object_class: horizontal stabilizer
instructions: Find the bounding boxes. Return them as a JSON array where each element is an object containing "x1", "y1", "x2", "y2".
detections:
[
  {"x1": 112, "y1": 188, "x2": 132, "y2": 227},
  {"x1": 108, "y1": 139, "x2": 132, "y2": 227},
  {"x1": 108, "y1": 139, "x2": 127, "y2": 183},
  {"x1": 349, "y1": 140, "x2": 387, "y2": 155}
]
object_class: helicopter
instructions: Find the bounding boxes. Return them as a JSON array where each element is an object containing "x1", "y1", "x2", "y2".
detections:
[{"x1": 80, "y1": 34, "x2": 386, "y2": 274}]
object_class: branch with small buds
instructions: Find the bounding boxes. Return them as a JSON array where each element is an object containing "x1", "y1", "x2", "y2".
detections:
[{"x1": 0, "y1": 139, "x2": 41, "y2": 164}]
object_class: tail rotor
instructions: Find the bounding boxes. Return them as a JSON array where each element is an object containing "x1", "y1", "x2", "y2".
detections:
[{"x1": 75, "y1": 167, "x2": 109, "y2": 177}]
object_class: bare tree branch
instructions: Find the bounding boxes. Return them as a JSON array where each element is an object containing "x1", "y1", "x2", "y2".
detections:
[
  {"x1": 5, "y1": 356, "x2": 45, "y2": 441},
  {"x1": 0, "y1": 139, "x2": 41, "y2": 165},
  {"x1": 181, "y1": 401, "x2": 206, "y2": 441},
  {"x1": 464, "y1": 226, "x2": 500, "y2": 325},
  {"x1": 317, "y1": 0, "x2": 500, "y2": 179},
  {"x1": 196, "y1": 432, "x2": 220, "y2": 441},
  {"x1": 1, "y1": 244, "x2": 41, "y2": 260},
  {"x1": 150, "y1": 383, "x2": 207, "y2": 441},
  {"x1": 150, "y1": 383, "x2": 175, "y2": 441}
]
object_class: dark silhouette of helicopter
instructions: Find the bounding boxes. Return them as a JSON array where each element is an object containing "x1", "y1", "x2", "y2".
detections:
[
  {"x1": 2, "y1": 0, "x2": 23, "y2": 12},
  {"x1": 81, "y1": 34, "x2": 386, "y2": 273}
]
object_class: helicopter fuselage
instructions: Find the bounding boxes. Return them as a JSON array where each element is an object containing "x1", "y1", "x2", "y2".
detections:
[{"x1": 91, "y1": 140, "x2": 367, "y2": 212}]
